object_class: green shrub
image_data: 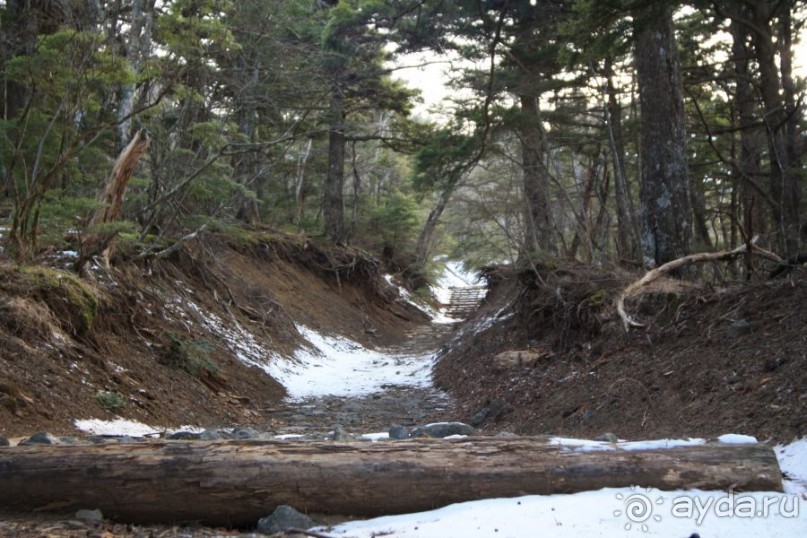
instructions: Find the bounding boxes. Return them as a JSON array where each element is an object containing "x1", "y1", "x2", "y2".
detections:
[{"x1": 95, "y1": 390, "x2": 126, "y2": 412}]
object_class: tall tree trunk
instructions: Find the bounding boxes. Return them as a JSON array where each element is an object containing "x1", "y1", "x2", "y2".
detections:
[
  {"x1": 729, "y1": 15, "x2": 766, "y2": 250},
  {"x1": 294, "y1": 138, "x2": 313, "y2": 229},
  {"x1": 324, "y1": 87, "x2": 346, "y2": 245},
  {"x1": 414, "y1": 186, "x2": 453, "y2": 269},
  {"x1": 604, "y1": 58, "x2": 640, "y2": 262},
  {"x1": 117, "y1": 0, "x2": 154, "y2": 150},
  {"x1": 519, "y1": 95, "x2": 554, "y2": 256},
  {"x1": 777, "y1": 1, "x2": 803, "y2": 250},
  {"x1": 749, "y1": 1, "x2": 801, "y2": 256},
  {"x1": 634, "y1": 6, "x2": 692, "y2": 267},
  {"x1": 234, "y1": 60, "x2": 260, "y2": 225}
]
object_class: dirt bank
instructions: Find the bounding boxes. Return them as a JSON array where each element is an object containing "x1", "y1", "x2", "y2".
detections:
[
  {"x1": 434, "y1": 263, "x2": 807, "y2": 443},
  {"x1": 0, "y1": 230, "x2": 427, "y2": 438}
]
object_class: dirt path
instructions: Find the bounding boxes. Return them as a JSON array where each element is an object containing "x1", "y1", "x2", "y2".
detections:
[{"x1": 268, "y1": 323, "x2": 458, "y2": 437}]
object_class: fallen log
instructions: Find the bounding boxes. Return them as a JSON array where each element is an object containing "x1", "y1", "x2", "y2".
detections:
[{"x1": 0, "y1": 438, "x2": 781, "y2": 526}]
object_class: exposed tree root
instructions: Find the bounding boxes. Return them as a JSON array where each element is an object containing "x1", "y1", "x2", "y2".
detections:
[{"x1": 617, "y1": 238, "x2": 782, "y2": 331}]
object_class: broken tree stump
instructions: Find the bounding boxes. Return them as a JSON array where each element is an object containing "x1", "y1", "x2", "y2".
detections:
[{"x1": 0, "y1": 438, "x2": 782, "y2": 526}]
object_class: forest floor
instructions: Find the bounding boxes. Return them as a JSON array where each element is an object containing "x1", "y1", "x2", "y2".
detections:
[{"x1": 0, "y1": 230, "x2": 805, "y2": 536}]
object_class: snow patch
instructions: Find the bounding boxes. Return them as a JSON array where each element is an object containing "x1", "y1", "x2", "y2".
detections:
[
  {"x1": 717, "y1": 433, "x2": 759, "y2": 444},
  {"x1": 266, "y1": 325, "x2": 434, "y2": 400},
  {"x1": 777, "y1": 437, "x2": 807, "y2": 496},
  {"x1": 74, "y1": 418, "x2": 203, "y2": 437}
]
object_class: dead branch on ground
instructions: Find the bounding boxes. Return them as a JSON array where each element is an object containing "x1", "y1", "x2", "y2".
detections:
[{"x1": 617, "y1": 238, "x2": 782, "y2": 331}]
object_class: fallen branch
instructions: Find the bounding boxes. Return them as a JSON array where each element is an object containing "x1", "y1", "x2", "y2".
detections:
[
  {"x1": 617, "y1": 238, "x2": 783, "y2": 331},
  {"x1": 135, "y1": 224, "x2": 207, "y2": 261}
]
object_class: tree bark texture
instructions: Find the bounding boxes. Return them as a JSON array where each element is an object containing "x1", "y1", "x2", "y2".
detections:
[
  {"x1": 0, "y1": 438, "x2": 782, "y2": 527},
  {"x1": 749, "y1": 1, "x2": 802, "y2": 256},
  {"x1": 604, "y1": 57, "x2": 640, "y2": 262},
  {"x1": 634, "y1": 6, "x2": 692, "y2": 267},
  {"x1": 729, "y1": 16, "x2": 767, "y2": 245},
  {"x1": 519, "y1": 95, "x2": 554, "y2": 255},
  {"x1": 324, "y1": 87, "x2": 347, "y2": 245}
]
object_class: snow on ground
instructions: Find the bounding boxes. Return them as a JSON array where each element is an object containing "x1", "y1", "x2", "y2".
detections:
[
  {"x1": 325, "y1": 485, "x2": 805, "y2": 538},
  {"x1": 777, "y1": 436, "x2": 807, "y2": 496},
  {"x1": 266, "y1": 325, "x2": 434, "y2": 400},
  {"x1": 74, "y1": 418, "x2": 203, "y2": 437},
  {"x1": 325, "y1": 435, "x2": 807, "y2": 538}
]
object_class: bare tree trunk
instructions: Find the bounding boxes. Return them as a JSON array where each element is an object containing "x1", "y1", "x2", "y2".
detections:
[
  {"x1": 325, "y1": 87, "x2": 346, "y2": 244},
  {"x1": 519, "y1": 95, "x2": 554, "y2": 256},
  {"x1": 729, "y1": 15, "x2": 766, "y2": 258},
  {"x1": 634, "y1": 5, "x2": 692, "y2": 266},
  {"x1": 117, "y1": 0, "x2": 154, "y2": 150},
  {"x1": 749, "y1": 1, "x2": 801, "y2": 256},
  {"x1": 0, "y1": 439, "x2": 782, "y2": 526},
  {"x1": 604, "y1": 58, "x2": 640, "y2": 262},
  {"x1": 234, "y1": 59, "x2": 260, "y2": 225},
  {"x1": 414, "y1": 186, "x2": 452, "y2": 268},
  {"x1": 294, "y1": 138, "x2": 313, "y2": 229}
]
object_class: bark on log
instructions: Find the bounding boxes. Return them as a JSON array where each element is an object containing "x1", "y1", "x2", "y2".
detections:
[{"x1": 0, "y1": 438, "x2": 781, "y2": 526}]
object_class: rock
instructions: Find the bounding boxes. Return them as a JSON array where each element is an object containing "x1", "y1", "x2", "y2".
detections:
[
  {"x1": 410, "y1": 422, "x2": 475, "y2": 438},
  {"x1": 200, "y1": 429, "x2": 223, "y2": 441},
  {"x1": 388, "y1": 424, "x2": 409, "y2": 440},
  {"x1": 594, "y1": 432, "x2": 618, "y2": 442},
  {"x1": 330, "y1": 424, "x2": 346, "y2": 441},
  {"x1": 470, "y1": 397, "x2": 508, "y2": 427},
  {"x1": 494, "y1": 431, "x2": 519, "y2": 438},
  {"x1": 727, "y1": 319, "x2": 752, "y2": 339},
  {"x1": 59, "y1": 436, "x2": 82, "y2": 444},
  {"x1": 75, "y1": 508, "x2": 103, "y2": 526},
  {"x1": 256, "y1": 505, "x2": 315, "y2": 534},
  {"x1": 19, "y1": 431, "x2": 60, "y2": 446},
  {"x1": 0, "y1": 436, "x2": 9, "y2": 447},
  {"x1": 492, "y1": 349, "x2": 548, "y2": 371},
  {"x1": 232, "y1": 427, "x2": 260, "y2": 440},
  {"x1": 469, "y1": 407, "x2": 489, "y2": 427},
  {"x1": 168, "y1": 431, "x2": 201, "y2": 440},
  {"x1": 764, "y1": 356, "x2": 786, "y2": 372}
]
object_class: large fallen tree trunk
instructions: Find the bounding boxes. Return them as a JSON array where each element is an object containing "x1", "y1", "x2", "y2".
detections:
[{"x1": 0, "y1": 438, "x2": 781, "y2": 526}]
